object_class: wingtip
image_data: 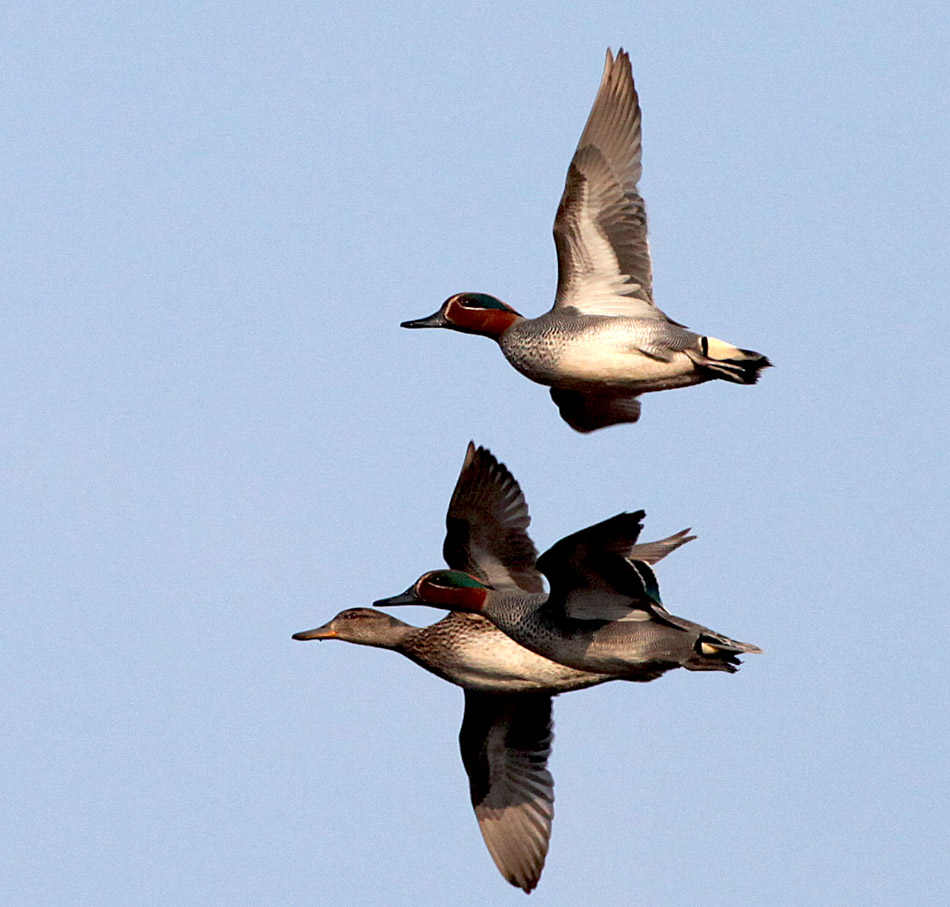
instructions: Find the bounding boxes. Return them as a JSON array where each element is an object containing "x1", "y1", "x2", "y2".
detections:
[
  {"x1": 463, "y1": 442, "x2": 506, "y2": 475},
  {"x1": 606, "y1": 47, "x2": 631, "y2": 74},
  {"x1": 602, "y1": 46, "x2": 630, "y2": 85},
  {"x1": 469, "y1": 442, "x2": 499, "y2": 471}
]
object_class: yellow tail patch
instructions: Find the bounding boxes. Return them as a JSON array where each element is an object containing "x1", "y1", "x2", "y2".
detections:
[{"x1": 702, "y1": 336, "x2": 742, "y2": 361}]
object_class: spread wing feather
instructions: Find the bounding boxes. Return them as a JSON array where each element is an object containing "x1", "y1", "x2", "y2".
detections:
[
  {"x1": 460, "y1": 691, "x2": 554, "y2": 893},
  {"x1": 444, "y1": 444, "x2": 545, "y2": 593},
  {"x1": 553, "y1": 49, "x2": 670, "y2": 321}
]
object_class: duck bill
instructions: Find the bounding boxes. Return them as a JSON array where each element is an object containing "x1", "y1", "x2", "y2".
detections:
[
  {"x1": 292, "y1": 625, "x2": 337, "y2": 641},
  {"x1": 400, "y1": 310, "x2": 448, "y2": 329},
  {"x1": 373, "y1": 589, "x2": 418, "y2": 607}
]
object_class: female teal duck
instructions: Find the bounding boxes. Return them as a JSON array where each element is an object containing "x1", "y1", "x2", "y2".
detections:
[
  {"x1": 375, "y1": 446, "x2": 760, "y2": 678},
  {"x1": 294, "y1": 444, "x2": 692, "y2": 892},
  {"x1": 402, "y1": 49, "x2": 770, "y2": 432}
]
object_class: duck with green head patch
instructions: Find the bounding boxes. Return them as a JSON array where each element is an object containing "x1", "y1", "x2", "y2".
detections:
[
  {"x1": 375, "y1": 444, "x2": 761, "y2": 678},
  {"x1": 401, "y1": 49, "x2": 771, "y2": 432},
  {"x1": 294, "y1": 444, "x2": 694, "y2": 893}
]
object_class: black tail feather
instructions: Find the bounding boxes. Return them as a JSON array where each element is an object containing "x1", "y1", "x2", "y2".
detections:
[{"x1": 701, "y1": 351, "x2": 772, "y2": 385}]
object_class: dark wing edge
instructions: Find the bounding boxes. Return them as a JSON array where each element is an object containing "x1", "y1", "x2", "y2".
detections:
[{"x1": 460, "y1": 691, "x2": 555, "y2": 893}]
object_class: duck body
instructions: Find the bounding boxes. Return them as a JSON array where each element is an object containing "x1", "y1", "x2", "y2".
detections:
[
  {"x1": 401, "y1": 49, "x2": 770, "y2": 431},
  {"x1": 396, "y1": 609, "x2": 611, "y2": 694},
  {"x1": 464, "y1": 584, "x2": 760, "y2": 679},
  {"x1": 302, "y1": 608, "x2": 617, "y2": 695},
  {"x1": 298, "y1": 605, "x2": 611, "y2": 694},
  {"x1": 499, "y1": 309, "x2": 705, "y2": 393}
]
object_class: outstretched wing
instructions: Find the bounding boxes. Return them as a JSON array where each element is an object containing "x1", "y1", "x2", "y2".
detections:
[
  {"x1": 443, "y1": 443, "x2": 545, "y2": 593},
  {"x1": 552, "y1": 49, "x2": 668, "y2": 320},
  {"x1": 460, "y1": 691, "x2": 554, "y2": 893}
]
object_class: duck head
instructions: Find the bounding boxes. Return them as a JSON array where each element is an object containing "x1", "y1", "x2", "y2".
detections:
[
  {"x1": 374, "y1": 569, "x2": 490, "y2": 614},
  {"x1": 401, "y1": 293, "x2": 521, "y2": 338},
  {"x1": 292, "y1": 608, "x2": 413, "y2": 647}
]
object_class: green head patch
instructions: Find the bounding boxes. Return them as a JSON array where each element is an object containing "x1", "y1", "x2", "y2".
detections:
[
  {"x1": 427, "y1": 569, "x2": 488, "y2": 589},
  {"x1": 455, "y1": 293, "x2": 513, "y2": 311}
]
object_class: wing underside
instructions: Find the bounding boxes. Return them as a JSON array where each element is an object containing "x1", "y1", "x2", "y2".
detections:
[
  {"x1": 553, "y1": 49, "x2": 665, "y2": 320},
  {"x1": 460, "y1": 691, "x2": 555, "y2": 893}
]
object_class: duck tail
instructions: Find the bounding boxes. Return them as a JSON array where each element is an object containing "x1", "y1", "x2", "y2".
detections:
[
  {"x1": 686, "y1": 336, "x2": 772, "y2": 385},
  {"x1": 683, "y1": 632, "x2": 762, "y2": 673}
]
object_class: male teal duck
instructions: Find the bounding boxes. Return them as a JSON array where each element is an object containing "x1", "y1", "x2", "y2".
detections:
[
  {"x1": 401, "y1": 49, "x2": 771, "y2": 432},
  {"x1": 294, "y1": 444, "x2": 692, "y2": 893},
  {"x1": 376, "y1": 445, "x2": 761, "y2": 678}
]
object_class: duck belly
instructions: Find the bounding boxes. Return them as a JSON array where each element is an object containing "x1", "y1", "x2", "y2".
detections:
[
  {"x1": 502, "y1": 318, "x2": 700, "y2": 392},
  {"x1": 437, "y1": 632, "x2": 606, "y2": 693},
  {"x1": 554, "y1": 340, "x2": 695, "y2": 389}
]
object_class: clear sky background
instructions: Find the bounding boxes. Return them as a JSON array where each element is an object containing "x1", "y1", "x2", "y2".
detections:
[{"x1": 4, "y1": 2, "x2": 949, "y2": 905}]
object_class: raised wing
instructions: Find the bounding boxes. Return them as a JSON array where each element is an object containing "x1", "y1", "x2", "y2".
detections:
[
  {"x1": 552, "y1": 49, "x2": 668, "y2": 320},
  {"x1": 460, "y1": 691, "x2": 554, "y2": 893},
  {"x1": 536, "y1": 512, "x2": 685, "y2": 623},
  {"x1": 443, "y1": 443, "x2": 544, "y2": 594}
]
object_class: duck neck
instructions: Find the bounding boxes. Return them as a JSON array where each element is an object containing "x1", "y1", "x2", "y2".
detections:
[
  {"x1": 353, "y1": 624, "x2": 418, "y2": 651},
  {"x1": 482, "y1": 592, "x2": 546, "y2": 638}
]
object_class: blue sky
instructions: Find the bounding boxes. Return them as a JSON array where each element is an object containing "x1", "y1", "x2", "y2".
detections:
[{"x1": 3, "y1": 2, "x2": 949, "y2": 904}]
